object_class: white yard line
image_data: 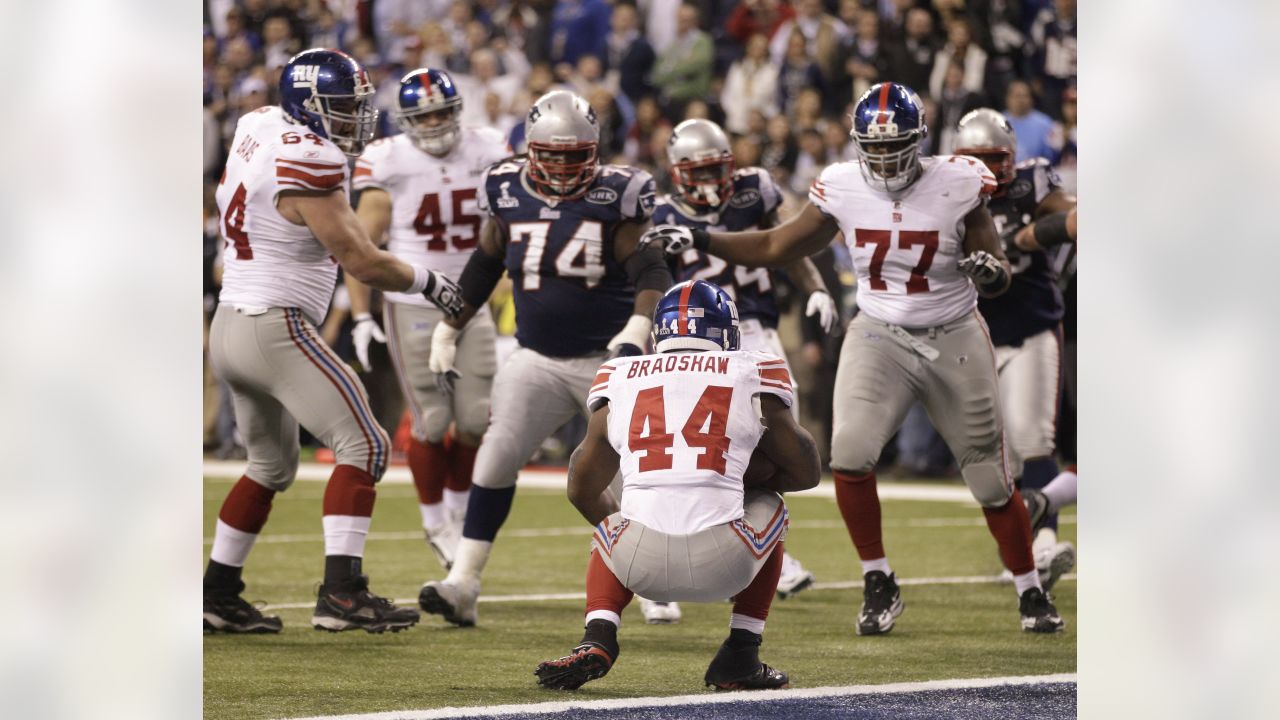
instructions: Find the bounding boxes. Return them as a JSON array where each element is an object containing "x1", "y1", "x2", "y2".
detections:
[
  {"x1": 280, "y1": 672, "x2": 1078, "y2": 720},
  {"x1": 203, "y1": 460, "x2": 981, "y2": 503},
  {"x1": 258, "y1": 572, "x2": 1076, "y2": 611}
]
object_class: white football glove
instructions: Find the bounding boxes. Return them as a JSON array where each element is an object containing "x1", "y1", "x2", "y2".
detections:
[
  {"x1": 956, "y1": 250, "x2": 1004, "y2": 284},
  {"x1": 351, "y1": 313, "x2": 386, "y2": 370},
  {"x1": 805, "y1": 290, "x2": 838, "y2": 333},
  {"x1": 428, "y1": 321, "x2": 462, "y2": 396},
  {"x1": 637, "y1": 224, "x2": 707, "y2": 256}
]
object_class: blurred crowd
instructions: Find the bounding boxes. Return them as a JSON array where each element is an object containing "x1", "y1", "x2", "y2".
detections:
[{"x1": 203, "y1": 0, "x2": 1078, "y2": 471}]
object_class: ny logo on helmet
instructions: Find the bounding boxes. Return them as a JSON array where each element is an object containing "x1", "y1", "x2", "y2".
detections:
[{"x1": 291, "y1": 65, "x2": 320, "y2": 88}]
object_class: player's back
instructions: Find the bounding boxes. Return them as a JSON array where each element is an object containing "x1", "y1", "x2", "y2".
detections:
[
  {"x1": 479, "y1": 159, "x2": 656, "y2": 357},
  {"x1": 353, "y1": 127, "x2": 508, "y2": 306},
  {"x1": 659, "y1": 167, "x2": 783, "y2": 326},
  {"x1": 587, "y1": 349, "x2": 794, "y2": 535},
  {"x1": 809, "y1": 155, "x2": 996, "y2": 328},
  {"x1": 216, "y1": 106, "x2": 350, "y2": 325},
  {"x1": 978, "y1": 157, "x2": 1066, "y2": 346}
]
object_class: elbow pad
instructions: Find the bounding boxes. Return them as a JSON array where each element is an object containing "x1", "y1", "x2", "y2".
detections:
[
  {"x1": 623, "y1": 242, "x2": 675, "y2": 293},
  {"x1": 1033, "y1": 210, "x2": 1073, "y2": 249},
  {"x1": 458, "y1": 249, "x2": 506, "y2": 308}
]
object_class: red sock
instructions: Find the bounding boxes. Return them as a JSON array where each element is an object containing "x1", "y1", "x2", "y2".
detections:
[
  {"x1": 446, "y1": 441, "x2": 478, "y2": 493},
  {"x1": 323, "y1": 464, "x2": 377, "y2": 517},
  {"x1": 732, "y1": 544, "x2": 783, "y2": 621},
  {"x1": 585, "y1": 550, "x2": 634, "y2": 616},
  {"x1": 218, "y1": 475, "x2": 275, "y2": 533},
  {"x1": 983, "y1": 488, "x2": 1035, "y2": 575},
  {"x1": 407, "y1": 437, "x2": 449, "y2": 505},
  {"x1": 833, "y1": 470, "x2": 885, "y2": 560}
]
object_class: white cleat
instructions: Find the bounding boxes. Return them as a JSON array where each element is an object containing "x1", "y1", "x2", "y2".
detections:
[
  {"x1": 776, "y1": 551, "x2": 816, "y2": 599},
  {"x1": 425, "y1": 524, "x2": 461, "y2": 571},
  {"x1": 639, "y1": 597, "x2": 682, "y2": 624},
  {"x1": 418, "y1": 578, "x2": 479, "y2": 627},
  {"x1": 1036, "y1": 541, "x2": 1075, "y2": 592}
]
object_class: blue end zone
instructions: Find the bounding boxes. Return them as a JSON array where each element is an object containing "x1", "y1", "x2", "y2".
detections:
[{"x1": 476, "y1": 683, "x2": 1076, "y2": 720}]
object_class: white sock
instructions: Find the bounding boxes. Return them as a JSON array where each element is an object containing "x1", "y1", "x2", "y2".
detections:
[
  {"x1": 443, "y1": 488, "x2": 470, "y2": 518},
  {"x1": 446, "y1": 537, "x2": 493, "y2": 584},
  {"x1": 1012, "y1": 569, "x2": 1041, "y2": 596},
  {"x1": 860, "y1": 557, "x2": 892, "y2": 576},
  {"x1": 1043, "y1": 470, "x2": 1078, "y2": 513},
  {"x1": 420, "y1": 503, "x2": 446, "y2": 533},
  {"x1": 585, "y1": 610, "x2": 621, "y2": 628},
  {"x1": 209, "y1": 519, "x2": 258, "y2": 567},
  {"x1": 322, "y1": 515, "x2": 372, "y2": 557},
  {"x1": 729, "y1": 613, "x2": 766, "y2": 634}
]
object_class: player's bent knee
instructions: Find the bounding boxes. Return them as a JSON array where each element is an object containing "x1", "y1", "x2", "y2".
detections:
[
  {"x1": 246, "y1": 459, "x2": 297, "y2": 492},
  {"x1": 830, "y1": 440, "x2": 880, "y2": 476},
  {"x1": 962, "y1": 462, "x2": 1014, "y2": 508},
  {"x1": 419, "y1": 409, "x2": 452, "y2": 445},
  {"x1": 455, "y1": 409, "x2": 490, "y2": 442}
]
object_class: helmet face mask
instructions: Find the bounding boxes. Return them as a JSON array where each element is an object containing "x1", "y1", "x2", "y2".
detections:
[
  {"x1": 281, "y1": 49, "x2": 379, "y2": 157},
  {"x1": 307, "y1": 91, "x2": 378, "y2": 155},
  {"x1": 395, "y1": 69, "x2": 463, "y2": 157},
  {"x1": 850, "y1": 83, "x2": 927, "y2": 193},
  {"x1": 524, "y1": 90, "x2": 601, "y2": 199},
  {"x1": 667, "y1": 119, "x2": 735, "y2": 209},
  {"x1": 527, "y1": 142, "x2": 599, "y2": 198}
]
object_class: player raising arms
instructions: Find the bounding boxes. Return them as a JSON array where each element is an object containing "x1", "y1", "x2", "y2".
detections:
[
  {"x1": 204, "y1": 50, "x2": 463, "y2": 634},
  {"x1": 534, "y1": 280, "x2": 821, "y2": 691},
  {"x1": 954, "y1": 109, "x2": 1078, "y2": 591},
  {"x1": 346, "y1": 69, "x2": 510, "y2": 573},
  {"x1": 417, "y1": 90, "x2": 674, "y2": 627},
  {"x1": 656, "y1": 119, "x2": 837, "y2": 609},
  {"x1": 639, "y1": 83, "x2": 1063, "y2": 633}
]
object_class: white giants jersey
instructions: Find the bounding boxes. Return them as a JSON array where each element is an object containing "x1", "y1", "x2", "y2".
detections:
[
  {"x1": 587, "y1": 350, "x2": 795, "y2": 535},
  {"x1": 216, "y1": 106, "x2": 350, "y2": 325},
  {"x1": 353, "y1": 127, "x2": 508, "y2": 307},
  {"x1": 809, "y1": 156, "x2": 997, "y2": 328}
]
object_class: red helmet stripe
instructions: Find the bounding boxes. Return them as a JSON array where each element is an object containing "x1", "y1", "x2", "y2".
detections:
[
  {"x1": 875, "y1": 83, "x2": 892, "y2": 124},
  {"x1": 678, "y1": 282, "x2": 695, "y2": 334}
]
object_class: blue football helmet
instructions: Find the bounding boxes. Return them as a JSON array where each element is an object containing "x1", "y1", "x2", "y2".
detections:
[
  {"x1": 279, "y1": 48, "x2": 377, "y2": 157},
  {"x1": 850, "y1": 82, "x2": 927, "y2": 192},
  {"x1": 396, "y1": 68, "x2": 463, "y2": 157},
  {"x1": 652, "y1": 280, "x2": 741, "y2": 353}
]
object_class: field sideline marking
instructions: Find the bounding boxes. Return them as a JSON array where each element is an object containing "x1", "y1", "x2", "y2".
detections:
[
  {"x1": 280, "y1": 672, "x2": 1077, "y2": 720},
  {"x1": 202, "y1": 515, "x2": 1077, "y2": 546},
  {"x1": 258, "y1": 573, "x2": 1076, "y2": 611},
  {"x1": 203, "y1": 461, "x2": 979, "y2": 503}
]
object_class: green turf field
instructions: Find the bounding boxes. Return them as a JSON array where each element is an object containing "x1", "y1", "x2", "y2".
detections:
[{"x1": 203, "y1": 474, "x2": 1076, "y2": 720}]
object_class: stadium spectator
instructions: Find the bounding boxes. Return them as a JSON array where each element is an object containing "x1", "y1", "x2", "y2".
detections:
[
  {"x1": 457, "y1": 48, "x2": 522, "y2": 125},
  {"x1": 725, "y1": 0, "x2": 797, "y2": 46},
  {"x1": 565, "y1": 54, "x2": 606, "y2": 99},
  {"x1": 823, "y1": 120, "x2": 852, "y2": 162},
  {"x1": 604, "y1": 3, "x2": 655, "y2": 107},
  {"x1": 372, "y1": 0, "x2": 438, "y2": 65},
  {"x1": 971, "y1": 0, "x2": 1026, "y2": 103},
  {"x1": 624, "y1": 95, "x2": 672, "y2": 169},
  {"x1": 886, "y1": 8, "x2": 936, "y2": 96},
  {"x1": 641, "y1": 0, "x2": 684, "y2": 55},
  {"x1": 588, "y1": 87, "x2": 628, "y2": 162},
  {"x1": 223, "y1": 7, "x2": 262, "y2": 54},
  {"x1": 1049, "y1": 86, "x2": 1078, "y2": 194},
  {"x1": 440, "y1": 1, "x2": 475, "y2": 54},
  {"x1": 834, "y1": 9, "x2": 892, "y2": 115},
  {"x1": 489, "y1": 0, "x2": 543, "y2": 59},
  {"x1": 876, "y1": 0, "x2": 916, "y2": 45},
  {"x1": 776, "y1": 30, "x2": 823, "y2": 118},
  {"x1": 935, "y1": 62, "x2": 987, "y2": 154},
  {"x1": 790, "y1": 128, "x2": 827, "y2": 195},
  {"x1": 1003, "y1": 79, "x2": 1055, "y2": 162},
  {"x1": 652, "y1": 4, "x2": 714, "y2": 113},
  {"x1": 721, "y1": 33, "x2": 779, "y2": 135},
  {"x1": 791, "y1": 87, "x2": 824, "y2": 134},
  {"x1": 261, "y1": 15, "x2": 298, "y2": 71},
  {"x1": 1027, "y1": 0, "x2": 1076, "y2": 118},
  {"x1": 548, "y1": 0, "x2": 611, "y2": 68},
  {"x1": 768, "y1": 0, "x2": 848, "y2": 82},
  {"x1": 928, "y1": 17, "x2": 987, "y2": 101},
  {"x1": 759, "y1": 114, "x2": 798, "y2": 189}
]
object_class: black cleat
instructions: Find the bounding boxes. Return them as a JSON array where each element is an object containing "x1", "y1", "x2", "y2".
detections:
[
  {"x1": 204, "y1": 584, "x2": 282, "y2": 634},
  {"x1": 704, "y1": 629, "x2": 790, "y2": 691},
  {"x1": 856, "y1": 571, "x2": 903, "y2": 636},
  {"x1": 311, "y1": 575, "x2": 419, "y2": 633},
  {"x1": 1019, "y1": 587, "x2": 1065, "y2": 633},
  {"x1": 1023, "y1": 488, "x2": 1051, "y2": 536},
  {"x1": 535, "y1": 619, "x2": 619, "y2": 691}
]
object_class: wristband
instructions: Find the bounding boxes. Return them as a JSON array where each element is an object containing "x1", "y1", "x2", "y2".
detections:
[
  {"x1": 406, "y1": 264, "x2": 431, "y2": 294},
  {"x1": 692, "y1": 227, "x2": 711, "y2": 252},
  {"x1": 353, "y1": 312, "x2": 374, "y2": 323}
]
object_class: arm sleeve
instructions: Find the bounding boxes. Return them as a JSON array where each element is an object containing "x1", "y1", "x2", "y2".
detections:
[
  {"x1": 586, "y1": 362, "x2": 617, "y2": 412},
  {"x1": 755, "y1": 356, "x2": 795, "y2": 409},
  {"x1": 351, "y1": 139, "x2": 392, "y2": 192},
  {"x1": 807, "y1": 164, "x2": 840, "y2": 217}
]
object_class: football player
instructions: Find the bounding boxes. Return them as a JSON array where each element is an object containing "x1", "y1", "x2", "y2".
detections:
[
  {"x1": 534, "y1": 281, "x2": 821, "y2": 691},
  {"x1": 204, "y1": 49, "x2": 463, "y2": 634},
  {"x1": 416, "y1": 90, "x2": 674, "y2": 627},
  {"x1": 346, "y1": 69, "x2": 510, "y2": 573},
  {"x1": 954, "y1": 108, "x2": 1077, "y2": 591},
  {"x1": 657, "y1": 118, "x2": 838, "y2": 605},
  {"x1": 639, "y1": 82, "x2": 1064, "y2": 633}
]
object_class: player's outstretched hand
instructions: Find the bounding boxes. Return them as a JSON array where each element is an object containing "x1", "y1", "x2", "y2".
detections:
[
  {"x1": 956, "y1": 250, "x2": 1003, "y2": 284},
  {"x1": 637, "y1": 224, "x2": 709, "y2": 256},
  {"x1": 421, "y1": 270, "x2": 464, "y2": 319},
  {"x1": 429, "y1": 322, "x2": 462, "y2": 397},
  {"x1": 351, "y1": 313, "x2": 386, "y2": 371},
  {"x1": 805, "y1": 290, "x2": 838, "y2": 333}
]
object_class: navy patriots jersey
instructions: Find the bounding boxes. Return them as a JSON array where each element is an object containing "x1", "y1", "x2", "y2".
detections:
[
  {"x1": 656, "y1": 168, "x2": 784, "y2": 327},
  {"x1": 978, "y1": 158, "x2": 1067, "y2": 347},
  {"x1": 478, "y1": 159, "x2": 655, "y2": 357}
]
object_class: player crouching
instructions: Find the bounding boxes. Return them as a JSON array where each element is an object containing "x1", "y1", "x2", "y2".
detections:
[{"x1": 534, "y1": 281, "x2": 821, "y2": 691}]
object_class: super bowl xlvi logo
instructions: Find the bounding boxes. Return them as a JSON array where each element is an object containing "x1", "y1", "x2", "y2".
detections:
[
  {"x1": 728, "y1": 189, "x2": 760, "y2": 208},
  {"x1": 290, "y1": 65, "x2": 320, "y2": 88},
  {"x1": 586, "y1": 187, "x2": 619, "y2": 204},
  {"x1": 496, "y1": 181, "x2": 519, "y2": 208}
]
